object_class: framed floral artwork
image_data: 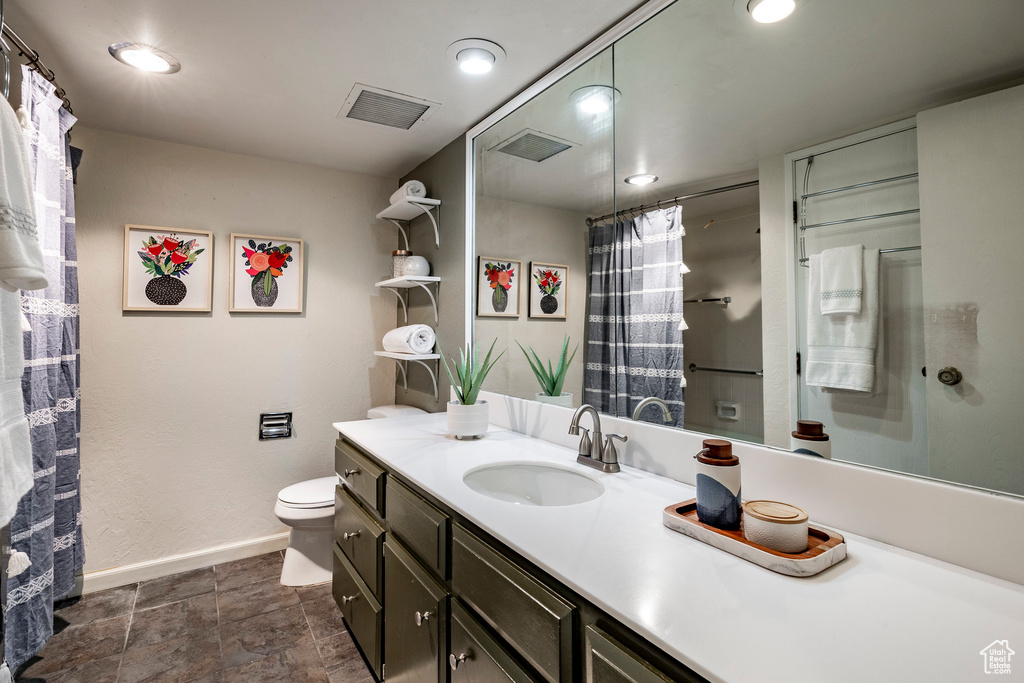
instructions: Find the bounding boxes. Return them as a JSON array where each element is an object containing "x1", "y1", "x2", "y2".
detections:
[
  {"x1": 122, "y1": 225, "x2": 213, "y2": 312},
  {"x1": 529, "y1": 262, "x2": 568, "y2": 319},
  {"x1": 477, "y1": 257, "x2": 521, "y2": 317},
  {"x1": 229, "y1": 233, "x2": 304, "y2": 313}
]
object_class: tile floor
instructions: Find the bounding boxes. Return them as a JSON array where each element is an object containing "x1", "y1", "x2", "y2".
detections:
[{"x1": 15, "y1": 551, "x2": 375, "y2": 683}]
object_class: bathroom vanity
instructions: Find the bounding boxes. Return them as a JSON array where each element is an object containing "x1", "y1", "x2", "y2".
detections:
[{"x1": 332, "y1": 412, "x2": 1024, "y2": 683}]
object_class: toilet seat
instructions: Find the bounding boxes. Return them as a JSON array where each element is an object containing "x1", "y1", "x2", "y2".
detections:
[{"x1": 277, "y1": 476, "x2": 337, "y2": 509}]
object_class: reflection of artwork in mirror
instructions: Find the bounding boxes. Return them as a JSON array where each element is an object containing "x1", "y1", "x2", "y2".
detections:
[
  {"x1": 477, "y1": 257, "x2": 521, "y2": 317},
  {"x1": 529, "y1": 262, "x2": 568, "y2": 319}
]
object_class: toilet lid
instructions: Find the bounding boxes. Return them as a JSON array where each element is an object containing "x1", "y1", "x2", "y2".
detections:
[{"x1": 278, "y1": 476, "x2": 337, "y2": 508}]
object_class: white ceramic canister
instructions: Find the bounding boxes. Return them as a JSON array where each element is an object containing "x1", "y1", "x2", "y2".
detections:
[
  {"x1": 742, "y1": 500, "x2": 809, "y2": 553},
  {"x1": 790, "y1": 420, "x2": 831, "y2": 459},
  {"x1": 535, "y1": 392, "x2": 573, "y2": 408},
  {"x1": 446, "y1": 400, "x2": 489, "y2": 440},
  {"x1": 694, "y1": 439, "x2": 741, "y2": 529},
  {"x1": 403, "y1": 255, "x2": 430, "y2": 277},
  {"x1": 392, "y1": 250, "x2": 412, "y2": 278}
]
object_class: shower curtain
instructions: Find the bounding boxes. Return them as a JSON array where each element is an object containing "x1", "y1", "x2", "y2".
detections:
[
  {"x1": 3, "y1": 66, "x2": 82, "y2": 673},
  {"x1": 584, "y1": 206, "x2": 685, "y2": 426}
]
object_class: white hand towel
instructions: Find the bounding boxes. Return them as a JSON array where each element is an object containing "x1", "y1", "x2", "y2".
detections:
[
  {"x1": 382, "y1": 325, "x2": 436, "y2": 355},
  {"x1": 820, "y1": 244, "x2": 863, "y2": 315},
  {"x1": 389, "y1": 180, "x2": 427, "y2": 206},
  {"x1": 805, "y1": 249, "x2": 880, "y2": 392},
  {"x1": 0, "y1": 99, "x2": 46, "y2": 292}
]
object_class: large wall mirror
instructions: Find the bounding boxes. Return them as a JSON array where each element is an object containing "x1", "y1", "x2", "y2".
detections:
[{"x1": 470, "y1": 0, "x2": 1024, "y2": 497}]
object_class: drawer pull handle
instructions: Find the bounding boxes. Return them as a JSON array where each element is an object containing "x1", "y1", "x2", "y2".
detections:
[
  {"x1": 414, "y1": 610, "x2": 432, "y2": 626},
  {"x1": 343, "y1": 530, "x2": 361, "y2": 540},
  {"x1": 343, "y1": 468, "x2": 360, "y2": 477},
  {"x1": 449, "y1": 652, "x2": 470, "y2": 670},
  {"x1": 341, "y1": 594, "x2": 358, "y2": 605}
]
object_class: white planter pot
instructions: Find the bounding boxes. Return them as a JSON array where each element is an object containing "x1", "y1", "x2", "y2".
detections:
[
  {"x1": 447, "y1": 400, "x2": 489, "y2": 440},
  {"x1": 535, "y1": 392, "x2": 573, "y2": 408}
]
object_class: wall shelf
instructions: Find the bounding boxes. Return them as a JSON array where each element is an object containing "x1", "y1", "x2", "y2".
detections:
[
  {"x1": 377, "y1": 197, "x2": 441, "y2": 249},
  {"x1": 375, "y1": 276, "x2": 441, "y2": 325},
  {"x1": 374, "y1": 351, "x2": 440, "y2": 402}
]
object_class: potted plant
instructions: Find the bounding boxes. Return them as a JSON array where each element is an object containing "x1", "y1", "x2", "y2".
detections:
[
  {"x1": 517, "y1": 336, "x2": 578, "y2": 408},
  {"x1": 440, "y1": 340, "x2": 504, "y2": 440},
  {"x1": 137, "y1": 234, "x2": 204, "y2": 305}
]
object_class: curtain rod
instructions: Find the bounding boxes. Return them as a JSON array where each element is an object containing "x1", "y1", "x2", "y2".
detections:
[
  {"x1": 585, "y1": 179, "x2": 760, "y2": 227},
  {"x1": 1, "y1": 21, "x2": 72, "y2": 112}
]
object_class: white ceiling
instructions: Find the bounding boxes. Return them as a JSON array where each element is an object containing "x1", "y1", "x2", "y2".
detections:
[
  {"x1": 5, "y1": 0, "x2": 645, "y2": 178},
  {"x1": 475, "y1": 0, "x2": 1024, "y2": 217}
]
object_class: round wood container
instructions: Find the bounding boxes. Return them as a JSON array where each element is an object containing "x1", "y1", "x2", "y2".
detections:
[{"x1": 742, "y1": 500, "x2": 809, "y2": 553}]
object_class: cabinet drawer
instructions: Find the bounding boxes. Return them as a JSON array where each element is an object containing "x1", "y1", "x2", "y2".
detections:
[
  {"x1": 335, "y1": 438, "x2": 385, "y2": 514},
  {"x1": 332, "y1": 543, "x2": 382, "y2": 680},
  {"x1": 386, "y1": 477, "x2": 450, "y2": 579},
  {"x1": 450, "y1": 599, "x2": 540, "y2": 683},
  {"x1": 384, "y1": 540, "x2": 449, "y2": 683},
  {"x1": 334, "y1": 485, "x2": 385, "y2": 599},
  {"x1": 452, "y1": 525, "x2": 574, "y2": 683},
  {"x1": 585, "y1": 626, "x2": 676, "y2": 683}
]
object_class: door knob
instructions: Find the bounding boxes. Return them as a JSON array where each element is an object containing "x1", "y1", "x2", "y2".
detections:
[
  {"x1": 415, "y1": 610, "x2": 431, "y2": 626},
  {"x1": 937, "y1": 366, "x2": 963, "y2": 386},
  {"x1": 342, "y1": 530, "x2": 360, "y2": 540},
  {"x1": 341, "y1": 594, "x2": 358, "y2": 605},
  {"x1": 449, "y1": 652, "x2": 470, "y2": 670},
  {"x1": 343, "y1": 468, "x2": 360, "y2": 477}
]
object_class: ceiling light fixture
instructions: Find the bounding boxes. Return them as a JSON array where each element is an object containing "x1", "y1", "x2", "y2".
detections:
[
  {"x1": 625, "y1": 174, "x2": 659, "y2": 186},
  {"x1": 570, "y1": 85, "x2": 621, "y2": 115},
  {"x1": 447, "y1": 39, "x2": 506, "y2": 76},
  {"x1": 108, "y1": 42, "x2": 180, "y2": 73},
  {"x1": 745, "y1": 0, "x2": 797, "y2": 23}
]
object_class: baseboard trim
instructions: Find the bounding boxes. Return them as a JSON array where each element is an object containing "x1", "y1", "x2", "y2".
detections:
[{"x1": 78, "y1": 532, "x2": 291, "y2": 595}]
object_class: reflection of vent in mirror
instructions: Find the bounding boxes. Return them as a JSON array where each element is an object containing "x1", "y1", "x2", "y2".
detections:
[
  {"x1": 491, "y1": 129, "x2": 577, "y2": 162},
  {"x1": 338, "y1": 84, "x2": 439, "y2": 131}
]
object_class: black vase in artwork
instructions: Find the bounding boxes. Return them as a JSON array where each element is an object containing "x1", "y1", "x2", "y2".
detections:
[
  {"x1": 145, "y1": 275, "x2": 187, "y2": 306},
  {"x1": 492, "y1": 286, "x2": 508, "y2": 313},
  {"x1": 540, "y1": 294, "x2": 558, "y2": 315},
  {"x1": 251, "y1": 271, "x2": 279, "y2": 307}
]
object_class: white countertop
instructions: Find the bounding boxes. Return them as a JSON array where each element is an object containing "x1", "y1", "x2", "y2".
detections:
[{"x1": 334, "y1": 415, "x2": 1024, "y2": 683}]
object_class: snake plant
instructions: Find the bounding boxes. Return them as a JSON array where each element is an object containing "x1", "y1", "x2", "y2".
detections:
[
  {"x1": 440, "y1": 339, "x2": 504, "y2": 405},
  {"x1": 516, "y1": 335, "x2": 578, "y2": 397}
]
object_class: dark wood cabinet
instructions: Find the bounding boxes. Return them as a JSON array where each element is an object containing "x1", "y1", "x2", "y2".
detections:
[
  {"x1": 449, "y1": 599, "x2": 540, "y2": 683},
  {"x1": 334, "y1": 484, "x2": 385, "y2": 599},
  {"x1": 332, "y1": 543, "x2": 383, "y2": 679},
  {"x1": 383, "y1": 540, "x2": 449, "y2": 683},
  {"x1": 386, "y1": 476, "x2": 450, "y2": 579},
  {"x1": 584, "y1": 626, "x2": 676, "y2": 683},
  {"x1": 335, "y1": 438, "x2": 386, "y2": 514}
]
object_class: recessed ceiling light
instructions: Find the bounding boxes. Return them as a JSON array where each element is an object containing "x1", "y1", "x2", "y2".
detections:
[
  {"x1": 624, "y1": 174, "x2": 659, "y2": 186},
  {"x1": 746, "y1": 0, "x2": 797, "y2": 23},
  {"x1": 447, "y1": 39, "x2": 506, "y2": 76},
  {"x1": 108, "y1": 42, "x2": 181, "y2": 73},
  {"x1": 570, "y1": 85, "x2": 622, "y2": 115}
]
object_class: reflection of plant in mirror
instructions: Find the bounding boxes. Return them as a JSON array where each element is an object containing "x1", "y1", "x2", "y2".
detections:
[
  {"x1": 440, "y1": 339, "x2": 505, "y2": 405},
  {"x1": 485, "y1": 261, "x2": 515, "y2": 313},
  {"x1": 517, "y1": 335, "x2": 578, "y2": 397}
]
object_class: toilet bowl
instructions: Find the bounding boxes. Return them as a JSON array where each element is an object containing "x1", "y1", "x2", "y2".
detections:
[{"x1": 275, "y1": 476, "x2": 337, "y2": 586}]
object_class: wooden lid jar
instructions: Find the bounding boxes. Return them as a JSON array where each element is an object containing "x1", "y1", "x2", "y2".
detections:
[{"x1": 742, "y1": 500, "x2": 809, "y2": 553}]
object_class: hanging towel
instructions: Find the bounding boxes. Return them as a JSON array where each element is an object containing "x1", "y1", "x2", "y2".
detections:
[
  {"x1": 389, "y1": 180, "x2": 427, "y2": 205},
  {"x1": 382, "y1": 325, "x2": 436, "y2": 355},
  {"x1": 805, "y1": 249, "x2": 880, "y2": 392},
  {"x1": 820, "y1": 244, "x2": 863, "y2": 315}
]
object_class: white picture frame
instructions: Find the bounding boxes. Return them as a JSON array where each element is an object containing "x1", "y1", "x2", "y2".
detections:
[
  {"x1": 122, "y1": 224, "x2": 213, "y2": 312},
  {"x1": 228, "y1": 233, "x2": 304, "y2": 313},
  {"x1": 477, "y1": 256, "x2": 521, "y2": 317},
  {"x1": 528, "y1": 262, "x2": 568, "y2": 319}
]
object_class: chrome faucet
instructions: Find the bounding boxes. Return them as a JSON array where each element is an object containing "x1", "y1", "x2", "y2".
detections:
[
  {"x1": 632, "y1": 397, "x2": 673, "y2": 423},
  {"x1": 569, "y1": 404, "x2": 626, "y2": 473}
]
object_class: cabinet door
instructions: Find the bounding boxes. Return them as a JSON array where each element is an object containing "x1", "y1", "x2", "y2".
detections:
[
  {"x1": 449, "y1": 600, "x2": 540, "y2": 683},
  {"x1": 335, "y1": 485, "x2": 385, "y2": 599},
  {"x1": 332, "y1": 543, "x2": 382, "y2": 679},
  {"x1": 384, "y1": 541, "x2": 449, "y2": 683},
  {"x1": 584, "y1": 626, "x2": 675, "y2": 683}
]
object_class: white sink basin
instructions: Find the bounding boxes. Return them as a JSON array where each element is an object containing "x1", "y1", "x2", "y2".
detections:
[{"x1": 463, "y1": 461, "x2": 605, "y2": 506}]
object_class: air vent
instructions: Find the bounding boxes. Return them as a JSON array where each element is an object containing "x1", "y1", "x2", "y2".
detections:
[
  {"x1": 490, "y1": 129, "x2": 578, "y2": 162},
  {"x1": 338, "y1": 84, "x2": 440, "y2": 132}
]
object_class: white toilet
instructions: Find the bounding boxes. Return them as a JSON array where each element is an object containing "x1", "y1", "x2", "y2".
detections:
[{"x1": 274, "y1": 405, "x2": 426, "y2": 586}]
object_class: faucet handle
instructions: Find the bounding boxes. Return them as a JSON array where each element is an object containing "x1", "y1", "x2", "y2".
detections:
[
  {"x1": 603, "y1": 433, "x2": 628, "y2": 463},
  {"x1": 576, "y1": 427, "x2": 592, "y2": 458}
]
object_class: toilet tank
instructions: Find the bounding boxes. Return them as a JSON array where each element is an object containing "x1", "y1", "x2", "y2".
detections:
[{"x1": 367, "y1": 405, "x2": 427, "y2": 420}]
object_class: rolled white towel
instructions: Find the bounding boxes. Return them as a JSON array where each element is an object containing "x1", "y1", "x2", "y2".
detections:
[
  {"x1": 389, "y1": 180, "x2": 427, "y2": 205},
  {"x1": 382, "y1": 325, "x2": 436, "y2": 355}
]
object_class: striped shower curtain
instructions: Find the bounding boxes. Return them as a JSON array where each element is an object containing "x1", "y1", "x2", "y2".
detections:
[
  {"x1": 584, "y1": 206, "x2": 686, "y2": 426},
  {"x1": 3, "y1": 66, "x2": 83, "y2": 672}
]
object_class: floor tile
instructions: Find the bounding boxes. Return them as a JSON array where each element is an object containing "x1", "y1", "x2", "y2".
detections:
[
  {"x1": 16, "y1": 653, "x2": 121, "y2": 683},
  {"x1": 135, "y1": 568, "x2": 216, "y2": 611},
  {"x1": 295, "y1": 581, "x2": 332, "y2": 604},
  {"x1": 219, "y1": 604, "x2": 313, "y2": 669},
  {"x1": 315, "y1": 630, "x2": 372, "y2": 681},
  {"x1": 216, "y1": 577, "x2": 299, "y2": 624},
  {"x1": 52, "y1": 584, "x2": 137, "y2": 627},
  {"x1": 214, "y1": 552, "x2": 284, "y2": 593},
  {"x1": 181, "y1": 674, "x2": 222, "y2": 683},
  {"x1": 301, "y1": 596, "x2": 347, "y2": 640},
  {"x1": 117, "y1": 627, "x2": 221, "y2": 683},
  {"x1": 126, "y1": 592, "x2": 219, "y2": 650},
  {"x1": 221, "y1": 641, "x2": 328, "y2": 683},
  {"x1": 16, "y1": 615, "x2": 130, "y2": 677}
]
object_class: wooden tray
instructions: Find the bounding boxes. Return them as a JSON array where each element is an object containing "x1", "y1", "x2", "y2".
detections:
[{"x1": 663, "y1": 499, "x2": 847, "y2": 577}]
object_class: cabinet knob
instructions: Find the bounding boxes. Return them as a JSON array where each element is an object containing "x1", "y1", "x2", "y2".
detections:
[
  {"x1": 341, "y1": 594, "x2": 358, "y2": 605},
  {"x1": 414, "y1": 610, "x2": 432, "y2": 626},
  {"x1": 449, "y1": 652, "x2": 470, "y2": 670},
  {"x1": 342, "y1": 530, "x2": 361, "y2": 540},
  {"x1": 937, "y1": 366, "x2": 963, "y2": 386},
  {"x1": 343, "y1": 468, "x2": 360, "y2": 477}
]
